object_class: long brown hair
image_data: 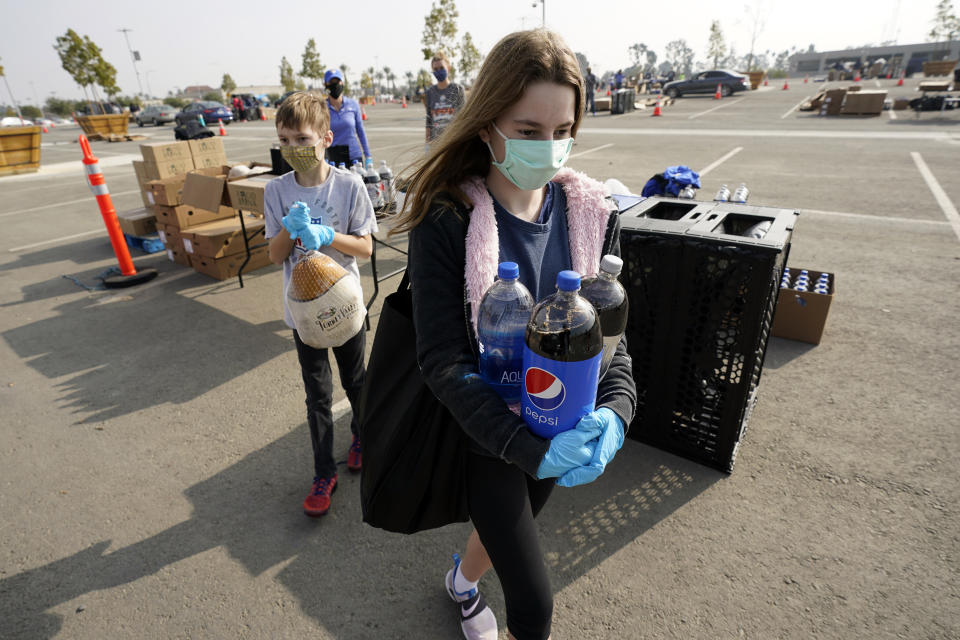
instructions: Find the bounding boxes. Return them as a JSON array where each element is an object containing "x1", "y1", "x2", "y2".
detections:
[{"x1": 391, "y1": 29, "x2": 585, "y2": 235}]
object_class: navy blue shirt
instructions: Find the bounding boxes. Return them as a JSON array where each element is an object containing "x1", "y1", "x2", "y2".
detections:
[{"x1": 493, "y1": 181, "x2": 572, "y2": 302}]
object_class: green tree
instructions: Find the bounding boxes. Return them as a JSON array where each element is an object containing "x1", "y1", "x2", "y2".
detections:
[
  {"x1": 45, "y1": 96, "x2": 75, "y2": 117},
  {"x1": 421, "y1": 0, "x2": 458, "y2": 63},
  {"x1": 707, "y1": 20, "x2": 727, "y2": 69},
  {"x1": 665, "y1": 39, "x2": 695, "y2": 77},
  {"x1": 929, "y1": 0, "x2": 960, "y2": 42},
  {"x1": 458, "y1": 32, "x2": 481, "y2": 85},
  {"x1": 743, "y1": 3, "x2": 766, "y2": 71},
  {"x1": 221, "y1": 73, "x2": 236, "y2": 96},
  {"x1": 294, "y1": 77, "x2": 306, "y2": 91},
  {"x1": 54, "y1": 29, "x2": 119, "y2": 107},
  {"x1": 203, "y1": 90, "x2": 223, "y2": 102},
  {"x1": 163, "y1": 96, "x2": 187, "y2": 109},
  {"x1": 360, "y1": 71, "x2": 373, "y2": 96},
  {"x1": 339, "y1": 63, "x2": 351, "y2": 94},
  {"x1": 366, "y1": 66, "x2": 377, "y2": 93},
  {"x1": 21, "y1": 105, "x2": 42, "y2": 119},
  {"x1": 300, "y1": 38, "x2": 323, "y2": 89},
  {"x1": 280, "y1": 56, "x2": 295, "y2": 92},
  {"x1": 375, "y1": 68, "x2": 385, "y2": 94},
  {"x1": 629, "y1": 43, "x2": 647, "y2": 68},
  {"x1": 575, "y1": 52, "x2": 590, "y2": 78}
]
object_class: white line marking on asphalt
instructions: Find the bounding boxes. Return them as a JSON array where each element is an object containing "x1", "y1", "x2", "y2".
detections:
[
  {"x1": 874, "y1": 79, "x2": 882, "y2": 88},
  {"x1": 911, "y1": 151, "x2": 960, "y2": 241},
  {"x1": 688, "y1": 98, "x2": 744, "y2": 120},
  {"x1": 569, "y1": 143, "x2": 615, "y2": 159},
  {"x1": 889, "y1": 109, "x2": 898, "y2": 120},
  {"x1": 9, "y1": 229, "x2": 103, "y2": 252},
  {"x1": 781, "y1": 97, "x2": 810, "y2": 119},
  {"x1": 0, "y1": 190, "x2": 141, "y2": 218},
  {"x1": 577, "y1": 128, "x2": 952, "y2": 141},
  {"x1": 801, "y1": 208, "x2": 950, "y2": 226},
  {"x1": 699, "y1": 146, "x2": 744, "y2": 177}
]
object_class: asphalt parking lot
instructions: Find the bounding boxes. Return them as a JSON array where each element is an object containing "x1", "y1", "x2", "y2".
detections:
[{"x1": 1, "y1": 78, "x2": 958, "y2": 639}]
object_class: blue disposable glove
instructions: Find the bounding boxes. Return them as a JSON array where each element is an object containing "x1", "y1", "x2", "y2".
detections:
[
  {"x1": 556, "y1": 408, "x2": 625, "y2": 488},
  {"x1": 297, "y1": 224, "x2": 335, "y2": 251},
  {"x1": 281, "y1": 201, "x2": 311, "y2": 239},
  {"x1": 536, "y1": 421, "x2": 602, "y2": 480}
]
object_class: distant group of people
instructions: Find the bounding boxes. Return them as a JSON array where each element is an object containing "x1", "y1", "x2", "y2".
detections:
[{"x1": 263, "y1": 29, "x2": 634, "y2": 640}]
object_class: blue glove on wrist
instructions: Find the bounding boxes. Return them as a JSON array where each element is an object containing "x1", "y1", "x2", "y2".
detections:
[
  {"x1": 281, "y1": 201, "x2": 311, "y2": 239},
  {"x1": 298, "y1": 224, "x2": 335, "y2": 251},
  {"x1": 556, "y1": 408, "x2": 625, "y2": 488},
  {"x1": 536, "y1": 421, "x2": 602, "y2": 480}
]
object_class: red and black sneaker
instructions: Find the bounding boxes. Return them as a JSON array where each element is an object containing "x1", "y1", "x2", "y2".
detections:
[
  {"x1": 303, "y1": 474, "x2": 337, "y2": 517},
  {"x1": 347, "y1": 435, "x2": 362, "y2": 472}
]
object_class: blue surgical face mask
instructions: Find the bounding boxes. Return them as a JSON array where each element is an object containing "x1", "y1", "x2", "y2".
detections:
[
  {"x1": 433, "y1": 68, "x2": 448, "y2": 82},
  {"x1": 486, "y1": 122, "x2": 574, "y2": 191}
]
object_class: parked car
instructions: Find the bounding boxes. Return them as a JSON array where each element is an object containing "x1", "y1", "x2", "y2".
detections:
[
  {"x1": 176, "y1": 101, "x2": 233, "y2": 126},
  {"x1": 663, "y1": 70, "x2": 749, "y2": 98},
  {"x1": 137, "y1": 105, "x2": 177, "y2": 127},
  {"x1": 0, "y1": 116, "x2": 33, "y2": 127}
]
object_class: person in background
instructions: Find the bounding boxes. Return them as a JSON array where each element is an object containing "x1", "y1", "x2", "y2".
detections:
[
  {"x1": 584, "y1": 66, "x2": 598, "y2": 116},
  {"x1": 323, "y1": 68, "x2": 372, "y2": 169},
  {"x1": 615, "y1": 69, "x2": 624, "y2": 89},
  {"x1": 424, "y1": 51, "x2": 466, "y2": 147},
  {"x1": 232, "y1": 95, "x2": 243, "y2": 121},
  {"x1": 264, "y1": 91, "x2": 377, "y2": 518},
  {"x1": 395, "y1": 28, "x2": 636, "y2": 640}
]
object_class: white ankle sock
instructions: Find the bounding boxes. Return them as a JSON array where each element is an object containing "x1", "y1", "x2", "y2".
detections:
[{"x1": 454, "y1": 564, "x2": 479, "y2": 594}]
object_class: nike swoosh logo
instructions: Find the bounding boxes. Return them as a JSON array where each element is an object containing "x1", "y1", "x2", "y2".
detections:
[{"x1": 461, "y1": 599, "x2": 480, "y2": 617}]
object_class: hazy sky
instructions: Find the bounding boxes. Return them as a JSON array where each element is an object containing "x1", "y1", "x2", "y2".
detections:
[{"x1": 0, "y1": 0, "x2": 941, "y2": 104}]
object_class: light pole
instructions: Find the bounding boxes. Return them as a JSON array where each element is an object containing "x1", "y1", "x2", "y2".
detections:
[
  {"x1": 145, "y1": 70, "x2": 155, "y2": 99},
  {"x1": 118, "y1": 28, "x2": 145, "y2": 96}
]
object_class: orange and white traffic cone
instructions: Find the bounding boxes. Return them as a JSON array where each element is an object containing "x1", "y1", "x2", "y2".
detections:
[
  {"x1": 78, "y1": 135, "x2": 157, "y2": 287},
  {"x1": 218, "y1": 119, "x2": 226, "y2": 136},
  {"x1": 782, "y1": 79, "x2": 789, "y2": 90},
  {"x1": 714, "y1": 83, "x2": 722, "y2": 100},
  {"x1": 42, "y1": 126, "x2": 49, "y2": 133},
  {"x1": 606, "y1": 89, "x2": 611, "y2": 96},
  {"x1": 402, "y1": 96, "x2": 407, "y2": 108},
  {"x1": 361, "y1": 107, "x2": 367, "y2": 121},
  {"x1": 763, "y1": 75, "x2": 769, "y2": 87},
  {"x1": 897, "y1": 72, "x2": 904, "y2": 87},
  {"x1": 260, "y1": 110, "x2": 267, "y2": 121},
  {"x1": 804, "y1": 74, "x2": 809, "y2": 83},
  {"x1": 652, "y1": 98, "x2": 662, "y2": 117}
]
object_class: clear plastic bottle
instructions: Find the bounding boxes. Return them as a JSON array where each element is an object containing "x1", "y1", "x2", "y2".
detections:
[
  {"x1": 579, "y1": 255, "x2": 629, "y2": 377},
  {"x1": 476, "y1": 262, "x2": 534, "y2": 405},
  {"x1": 714, "y1": 184, "x2": 730, "y2": 202},
  {"x1": 363, "y1": 161, "x2": 383, "y2": 209},
  {"x1": 731, "y1": 183, "x2": 750, "y2": 203},
  {"x1": 678, "y1": 185, "x2": 696, "y2": 199},
  {"x1": 378, "y1": 160, "x2": 394, "y2": 207},
  {"x1": 522, "y1": 270, "x2": 603, "y2": 437}
]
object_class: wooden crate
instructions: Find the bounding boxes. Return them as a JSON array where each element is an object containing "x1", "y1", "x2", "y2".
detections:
[
  {"x1": 922, "y1": 60, "x2": 958, "y2": 77},
  {"x1": 76, "y1": 113, "x2": 130, "y2": 139},
  {"x1": 0, "y1": 125, "x2": 41, "y2": 176}
]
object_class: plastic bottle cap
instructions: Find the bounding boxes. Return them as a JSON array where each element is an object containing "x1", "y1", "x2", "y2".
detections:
[
  {"x1": 498, "y1": 262, "x2": 519, "y2": 280},
  {"x1": 556, "y1": 270, "x2": 581, "y2": 291},
  {"x1": 599, "y1": 255, "x2": 623, "y2": 275}
]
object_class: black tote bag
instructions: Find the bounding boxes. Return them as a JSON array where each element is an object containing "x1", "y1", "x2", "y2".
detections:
[{"x1": 359, "y1": 272, "x2": 469, "y2": 534}]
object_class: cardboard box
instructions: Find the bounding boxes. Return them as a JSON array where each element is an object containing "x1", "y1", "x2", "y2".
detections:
[
  {"x1": 771, "y1": 268, "x2": 835, "y2": 345},
  {"x1": 182, "y1": 166, "x2": 234, "y2": 212},
  {"x1": 192, "y1": 152, "x2": 229, "y2": 169},
  {"x1": 155, "y1": 221, "x2": 180, "y2": 248},
  {"x1": 166, "y1": 246, "x2": 192, "y2": 268},
  {"x1": 841, "y1": 90, "x2": 887, "y2": 115},
  {"x1": 143, "y1": 157, "x2": 195, "y2": 181},
  {"x1": 893, "y1": 97, "x2": 910, "y2": 110},
  {"x1": 154, "y1": 203, "x2": 237, "y2": 229},
  {"x1": 132, "y1": 160, "x2": 156, "y2": 210},
  {"x1": 823, "y1": 89, "x2": 847, "y2": 115},
  {"x1": 148, "y1": 175, "x2": 187, "y2": 206},
  {"x1": 188, "y1": 137, "x2": 225, "y2": 158},
  {"x1": 192, "y1": 245, "x2": 272, "y2": 281},
  {"x1": 181, "y1": 216, "x2": 266, "y2": 259},
  {"x1": 117, "y1": 207, "x2": 157, "y2": 237},
  {"x1": 140, "y1": 140, "x2": 192, "y2": 164},
  {"x1": 227, "y1": 175, "x2": 276, "y2": 214}
]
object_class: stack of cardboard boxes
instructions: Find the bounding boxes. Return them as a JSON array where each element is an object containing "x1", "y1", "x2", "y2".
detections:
[{"x1": 125, "y1": 139, "x2": 276, "y2": 280}]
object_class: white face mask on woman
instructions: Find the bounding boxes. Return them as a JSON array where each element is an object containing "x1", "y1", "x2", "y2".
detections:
[{"x1": 486, "y1": 122, "x2": 573, "y2": 191}]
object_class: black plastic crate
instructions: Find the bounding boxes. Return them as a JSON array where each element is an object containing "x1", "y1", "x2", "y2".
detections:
[{"x1": 619, "y1": 197, "x2": 798, "y2": 472}]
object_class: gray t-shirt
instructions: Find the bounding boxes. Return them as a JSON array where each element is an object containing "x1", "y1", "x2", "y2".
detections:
[
  {"x1": 264, "y1": 168, "x2": 378, "y2": 329},
  {"x1": 425, "y1": 83, "x2": 465, "y2": 140}
]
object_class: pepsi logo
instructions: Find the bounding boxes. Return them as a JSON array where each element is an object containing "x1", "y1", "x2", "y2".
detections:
[{"x1": 525, "y1": 367, "x2": 565, "y2": 411}]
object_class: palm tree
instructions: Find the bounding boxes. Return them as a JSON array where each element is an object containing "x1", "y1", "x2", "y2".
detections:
[
  {"x1": 404, "y1": 70, "x2": 414, "y2": 95},
  {"x1": 374, "y1": 69, "x2": 385, "y2": 95},
  {"x1": 366, "y1": 67, "x2": 376, "y2": 94},
  {"x1": 339, "y1": 63, "x2": 350, "y2": 93}
]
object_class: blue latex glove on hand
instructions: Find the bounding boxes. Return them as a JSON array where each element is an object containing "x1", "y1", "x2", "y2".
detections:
[
  {"x1": 557, "y1": 408, "x2": 625, "y2": 488},
  {"x1": 536, "y1": 421, "x2": 602, "y2": 480},
  {"x1": 281, "y1": 201, "x2": 311, "y2": 239},
  {"x1": 297, "y1": 224, "x2": 335, "y2": 251}
]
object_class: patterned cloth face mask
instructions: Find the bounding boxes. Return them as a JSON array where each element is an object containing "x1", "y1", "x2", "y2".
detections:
[
  {"x1": 486, "y1": 122, "x2": 574, "y2": 191},
  {"x1": 281, "y1": 141, "x2": 324, "y2": 173}
]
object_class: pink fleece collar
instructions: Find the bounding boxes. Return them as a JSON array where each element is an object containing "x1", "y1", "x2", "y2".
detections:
[{"x1": 461, "y1": 167, "x2": 611, "y2": 333}]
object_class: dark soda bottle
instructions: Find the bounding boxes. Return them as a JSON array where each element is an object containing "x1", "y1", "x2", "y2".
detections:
[
  {"x1": 521, "y1": 270, "x2": 603, "y2": 438},
  {"x1": 580, "y1": 255, "x2": 628, "y2": 377}
]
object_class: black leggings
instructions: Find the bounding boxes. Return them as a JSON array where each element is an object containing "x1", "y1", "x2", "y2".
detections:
[{"x1": 466, "y1": 450, "x2": 555, "y2": 640}]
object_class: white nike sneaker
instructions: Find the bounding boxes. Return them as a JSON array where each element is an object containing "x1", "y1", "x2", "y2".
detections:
[{"x1": 445, "y1": 554, "x2": 498, "y2": 640}]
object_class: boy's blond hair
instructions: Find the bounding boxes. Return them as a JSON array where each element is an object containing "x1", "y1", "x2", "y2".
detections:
[
  {"x1": 431, "y1": 51, "x2": 449, "y2": 66},
  {"x1": 275, "y1": 91, "x2": 330, "y2": 135}
]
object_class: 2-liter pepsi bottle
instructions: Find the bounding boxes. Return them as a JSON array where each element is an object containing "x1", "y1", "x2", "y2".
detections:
[
  {"x1": 522, "y1": 270, "x2": 603, "y2": 438},
  {"x1": 477, "y1": 262, "x2": 534, "y2": 404},
  {"x1": 579, "y1": 255, "x2": 629, "y2": 377}
]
